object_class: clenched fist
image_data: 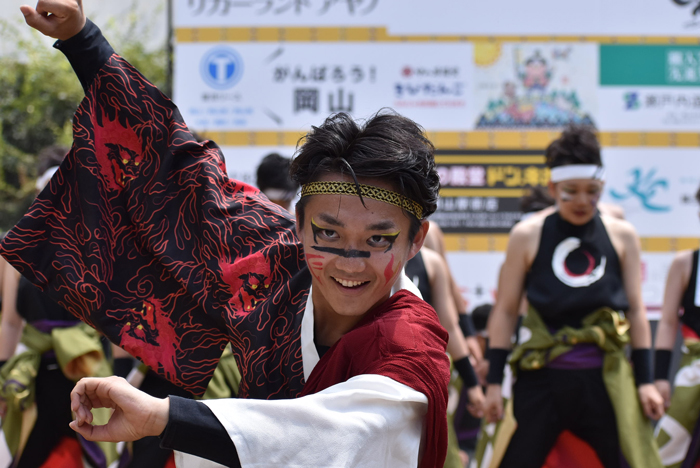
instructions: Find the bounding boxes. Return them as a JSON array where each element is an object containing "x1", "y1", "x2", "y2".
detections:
[{"x1": 20, "y1": 0, "x2": 85, "y2": 40}]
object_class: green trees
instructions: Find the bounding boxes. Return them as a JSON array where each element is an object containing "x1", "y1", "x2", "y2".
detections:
[{"x1": 0, "y1": 6, "x2": 167, "y2": 231}]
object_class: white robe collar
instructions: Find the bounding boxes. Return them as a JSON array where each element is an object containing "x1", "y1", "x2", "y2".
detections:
[{"x1": 301, "y1": 269, "x2": 422, "y2": 381}]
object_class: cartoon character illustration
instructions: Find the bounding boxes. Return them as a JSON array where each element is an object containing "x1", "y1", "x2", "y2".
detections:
[
  {"x1": 118, "y1": 298, "x2": 179, "y2": 381},
  {"x1": 519, "y1": 51, "x2": 551, "y2": 95},
  {"x1": 476, "y1": 47, "x2": 595, "y2": 129},
  {"x1": 221, "y1": 252, "x2": 272, "y2": 315}
]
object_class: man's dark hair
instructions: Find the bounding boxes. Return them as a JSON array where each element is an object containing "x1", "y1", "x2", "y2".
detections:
[
  {"x1": 471, "y1": 304, "x2": 492, "y2": 333},
  {"x1": 256, "y1": 153, "x2": 298, "y2": 194},
  {"x1": 37, "y1": 145, "x2": 69, "y2": 175},
  {"x1": 290, "y1": 111, "x2": 439, "y2": 240},
  {"x1": 545, "y1": 125, "x2": 601, "y2": 169},
  {"x1": 696, "y1": 184, "x2": 700, "y2": 205}
]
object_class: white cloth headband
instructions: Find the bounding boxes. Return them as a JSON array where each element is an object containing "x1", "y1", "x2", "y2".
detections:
[
  {"x1": 35, "y1": 166, "x2": 58, "y2": 191},
  {"x1": 550, "y1": 165, "x2": 605, "y2": 183}
]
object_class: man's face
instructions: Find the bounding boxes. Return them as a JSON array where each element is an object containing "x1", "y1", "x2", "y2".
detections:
[
  {"x1": 549, "y1": 178, "x2": 604, "y2": 225},
  {"x1": 296, "y1": 175, "x2": 426, "y2": 322}
]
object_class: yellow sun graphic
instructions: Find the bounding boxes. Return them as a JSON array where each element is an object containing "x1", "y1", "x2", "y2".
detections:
[{"x1": 474, "y1": 42, "x2": 502, "y2": 67}]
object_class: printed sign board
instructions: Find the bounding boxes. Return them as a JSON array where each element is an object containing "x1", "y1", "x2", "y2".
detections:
[{"x1": 175, "y1": 42, "x2": 473, "y2": 131}]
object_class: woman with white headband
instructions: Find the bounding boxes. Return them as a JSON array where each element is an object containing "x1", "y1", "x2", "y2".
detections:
[
  {"x1": 653, "y1": 185, "x2": 700, "y2": 468},
  {"x1": 480, "y1": 126, "x2": 664, "y2": 468}
]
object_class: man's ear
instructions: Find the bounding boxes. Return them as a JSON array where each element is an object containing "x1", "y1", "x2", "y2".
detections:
[
  {"x1": 407, "y1": 220, "x2": 430, "y2": 260},
  {"x1": 295, "y1": 209, "x2": 302, "y2": 239},
  {"x1": 547, "y1": 180, "x2": 557, "y2": 199}
]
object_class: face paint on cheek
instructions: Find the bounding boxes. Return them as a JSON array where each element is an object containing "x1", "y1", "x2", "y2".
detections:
[
  {"x1": 304, "y1": 253, "x2": 327, "y2": 284},
  {"x1": 590, "y1": 193, "x2": 600, "y2": 207},
  {"x1": 383, "y1": 254, "x2": 400, "y2": 285},
  {"x1": 560, "y1": 192, "x2": 574, "y2": 202}
]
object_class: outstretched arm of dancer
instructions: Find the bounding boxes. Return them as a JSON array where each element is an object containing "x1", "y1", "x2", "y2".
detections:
[
  {"x1": 483, "y1": 221, "x2": 537, "y2": 423},
  {"x1": 609, "y1": 219, "x2": 665, "y2": 419},
  {"x1": 6, "y1": 0, "x2": 301, "y2": 395},
  {"x1": 70, "y1": 374, "x2": 429, "y2": 468},
  {"x1": 654, "y1": 251, "x2": 691, "y2": 407}
]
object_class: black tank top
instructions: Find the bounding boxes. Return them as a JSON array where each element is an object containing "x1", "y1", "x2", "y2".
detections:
[
  {"x1": 681, "y1": 250, "x2": 700, "y2": 337},
  {"x1": 406, "y1": 251, "x2": 433, "y2": 306},
  {"x1": 16, "y1": 276, "x2": 75, "y2": 323},
  {"x1": 526, "y1": 212, "x2": 629, "y2": 329}
]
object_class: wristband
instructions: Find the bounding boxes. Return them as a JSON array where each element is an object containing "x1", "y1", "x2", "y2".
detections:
[
  {"x1": 654, "y1": 349, "x2": 673, "y2": 381},
  {"x1": 631, "y1": 348, "x2": 653, "y2": 386},
  {"x1": 454, "y1": 356, "x2": 478, "y2": 388},
  {"x1": 458, "y1": 314, "x2": 475, "y2": 337},
  {"x1": 486, "y1": 348, "x2": 510, "y2": 385}
]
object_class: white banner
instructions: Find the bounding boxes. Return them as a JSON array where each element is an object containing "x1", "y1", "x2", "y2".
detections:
[
  {"x1": 175, "y1": 0, "x2": 700, "y2": 37},
  {"x1": 598, "y1": 87, "x2": 700, "y2": 131},
  {"x1": 601, "y1": 148, "x2": 700, "y2": 237},
  {"x1": 174, "y1": 42, "x2": 474, "y2": 131}
]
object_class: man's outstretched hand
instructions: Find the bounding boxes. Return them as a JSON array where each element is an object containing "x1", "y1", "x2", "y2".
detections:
[
  {"x1": 70, "y1": 376, "x2": 170, "y2": 442},
  {"x1": 20, "y1": 0, "x2": 86, "y2": 41}
]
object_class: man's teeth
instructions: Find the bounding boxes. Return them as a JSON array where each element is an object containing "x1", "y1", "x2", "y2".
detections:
[{"x1": 334, "y1": 277, "x2": 367, "y2": 288}]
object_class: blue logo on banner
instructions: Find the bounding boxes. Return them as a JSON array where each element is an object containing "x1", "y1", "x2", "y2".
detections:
[
  {"x1": 610, "y1": 167, "x2": 671, "y2": 212},
  {"x1": 200, "y1": 47, "x2": 244, "y2": 90}
]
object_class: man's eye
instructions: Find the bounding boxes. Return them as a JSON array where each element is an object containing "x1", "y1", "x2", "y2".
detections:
[
  {"x1": 368, "y1": 235, "x2": 389, "y2": 247},
  {"x1": 321, "y1": 229, "x2": 337, "y2": 239}
]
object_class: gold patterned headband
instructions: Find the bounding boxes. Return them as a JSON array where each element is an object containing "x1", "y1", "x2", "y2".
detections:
[{"x1": 300, "y1": 181, "x2": 424, "y2": 219}]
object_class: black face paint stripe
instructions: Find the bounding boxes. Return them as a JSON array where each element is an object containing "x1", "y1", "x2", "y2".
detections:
[
  {"x1": 312, "y1": 246, "x2": 371, "y2": 258},
  {"x1": 381, "y1": 233, "x2": 400, "y2": 253}
]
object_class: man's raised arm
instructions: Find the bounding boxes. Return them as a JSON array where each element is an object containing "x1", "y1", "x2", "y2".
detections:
[{"x1": 2, "y1": 1, "x2": 304, "y2": 396}]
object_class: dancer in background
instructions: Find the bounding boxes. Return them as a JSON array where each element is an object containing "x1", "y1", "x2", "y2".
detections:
[
  {"x1": 406, "y1": 246, "x2": 484, "y2": 468},
  {"x1": 255, "y1": 153, "x2": 299, "y2": 213},
  {"x1": 424, "y1": 221, "x2": 484, "y2": 362},
  {"x1": 482, "y1": 126, "x2": 664, "y2": 468},
  {"x1": 654, "y1": 185, "x2": 700, "y2": 468}
]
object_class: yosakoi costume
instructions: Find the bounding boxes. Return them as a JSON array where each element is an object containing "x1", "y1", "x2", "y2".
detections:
[
  {"x1": 0, "y1": 20, "x2": 450, "y2": 468},
  {"x1": 477, "y1": 210, "x2": 661, "y2": 468},
  {"x1": 655, "y1": 250, "x2": 700, "y2": 468}
]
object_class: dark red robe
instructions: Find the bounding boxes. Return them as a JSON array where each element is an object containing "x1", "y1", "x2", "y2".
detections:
[{"x1": 302, "y1": 290, "x2": 450, "y2": 468}]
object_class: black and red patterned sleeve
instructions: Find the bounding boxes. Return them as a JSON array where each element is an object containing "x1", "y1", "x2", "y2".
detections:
[{"x1": 0, "y1": 21, "x2": 305, "y2": 396}]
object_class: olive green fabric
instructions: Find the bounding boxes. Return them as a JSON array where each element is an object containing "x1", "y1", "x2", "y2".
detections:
[
  {"x1": 474, "y1": 307, "x2": 662, "y2": 468},
  {"x1": 0, "y1": 323, "x2": 116, "y2": 463},
  {"x1": 443, "y1": 358, "x2": 464, "y2": 468},
  {"x1": 655, "y1": 340, "x2": 700, "y2": 468},
  {"x1": 201, "y1": 345, "x2": 241, "y2": 399}
]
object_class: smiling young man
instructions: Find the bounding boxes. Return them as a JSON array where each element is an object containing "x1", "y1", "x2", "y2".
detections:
[{"x1": 0, "y1": 1, "x2": 451, "y2": 467}]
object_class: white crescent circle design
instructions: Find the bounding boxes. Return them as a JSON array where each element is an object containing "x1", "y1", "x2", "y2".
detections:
[{"x1": 552, "y1": 237, "x2": 606, "y2": 288}]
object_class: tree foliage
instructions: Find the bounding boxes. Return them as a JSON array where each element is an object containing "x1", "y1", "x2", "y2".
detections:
[{"x1": 0, "y1": 2, "x2": 167, "y2": 231}]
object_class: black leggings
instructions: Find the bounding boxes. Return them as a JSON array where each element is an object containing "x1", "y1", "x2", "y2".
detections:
[{"x1": 499, "y1": 368, "x2": 622, "y2": 468}]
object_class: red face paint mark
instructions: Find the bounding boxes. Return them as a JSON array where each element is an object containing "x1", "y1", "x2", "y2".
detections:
[
  {"x1": 305, "y1": 253, "x2": 326, "y2": 284},
  {"x1": 384, "y1": 254, "x2": 398, "y2": 285}
]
